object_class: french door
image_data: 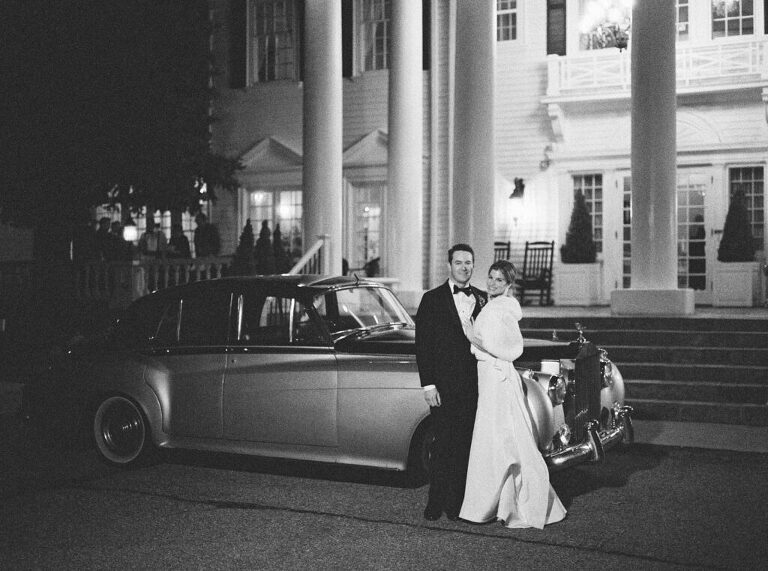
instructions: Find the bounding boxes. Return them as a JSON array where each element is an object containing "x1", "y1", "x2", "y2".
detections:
[
  {"x1": 676, "y1": 171, "x2": 715, "y2": 305},
  {"x1": 606, "y1": 170, "x2": 717, "y2": 304}
]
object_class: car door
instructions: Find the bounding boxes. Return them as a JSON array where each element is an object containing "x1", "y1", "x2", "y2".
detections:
[
  {"x1": 144, "y1": 284, "x2": 231, "y2": 439},
  {"x1": 222, "y1": 287, "x2": 338, "y2": 447}
]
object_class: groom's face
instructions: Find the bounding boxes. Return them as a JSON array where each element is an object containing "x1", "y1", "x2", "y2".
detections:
[{"x1": 449, "y1": 250, "x2": 474, "y2": 287}]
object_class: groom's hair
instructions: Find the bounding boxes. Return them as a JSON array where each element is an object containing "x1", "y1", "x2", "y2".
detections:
[{"x1": 448, "y1": 243, "x2": 474, "y2": 263}]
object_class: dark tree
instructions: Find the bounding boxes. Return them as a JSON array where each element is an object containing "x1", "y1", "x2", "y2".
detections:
[
  {"x1": 231, "y1": 219, "x2": 255, "y2": 276},
  {"x1": 254, "y1": 220, "x2": 276, "y2": 275},
  {"x1": 1, "y1": 0, "x2": 239, "y2": 261},
  {"x1": 717, "y1": 190, "x2": 756, "y2": 262},
  {"x1": 560, "y1": 191, "x2": 597, "y2": 263},
  {"x1": 273, "y1": 224, "x2": 291, "y2": 274}
]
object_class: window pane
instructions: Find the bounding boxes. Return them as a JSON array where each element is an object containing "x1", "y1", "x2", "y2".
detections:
[{"x1": 179, "y1": 290, "x2": 231, "y2": 346}]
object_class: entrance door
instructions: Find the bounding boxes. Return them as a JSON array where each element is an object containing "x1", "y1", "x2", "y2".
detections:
[
  {"x1": 344, "y1": 182, "x2": 384, "y2": 274},
  {"x1": 677, "y1": 171, "x2": 715, "y2": 304}
]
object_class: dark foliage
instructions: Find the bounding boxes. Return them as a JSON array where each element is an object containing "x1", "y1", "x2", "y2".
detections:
[
  {"x1": 560, "y1": 191, "x2": 597, "y2": 263},
  {"x1": 231, "y1": 219, "x2": 256, "y2": 275},
  {"x1": 254, "y1": 220, "x2": 276, "y2": 275},
  {"x1": 273, "y1": 224, "x2": 291, "y2": 274},
  {"x1": 717, "y1": 190, "x2": 756, "y2": 262},
  {"x1": 1, "y1": 0, "x2": 239, "y2": 259}
]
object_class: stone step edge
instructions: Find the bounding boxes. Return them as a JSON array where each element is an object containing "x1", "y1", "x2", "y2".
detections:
[
  {"x1": 625, "y1": 379, "x2": 768, "y2": 389},
  {"x1": 617, "y1": 362, "x2": 767, "y2": 371},
  {"x1": 601, "y1": 345, "x2": 768, "y2": 352},
  {"x1": 627, "y1": 397, "x2": 766, "y2": 410},
  {"x1": 521, "y1": 327, "x2": 768, "y2": 334}
]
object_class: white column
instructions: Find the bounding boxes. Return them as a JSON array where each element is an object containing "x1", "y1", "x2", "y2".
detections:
[
  {"x1": 611, "y1": 0, "x2": 694, "y2": 315},
  {"x1": 386, "y1": 0, "x2": 423, "y2": 304},
  {"x1": 303, "y1": 0, "x2": 343, "y2": 275},
  {"x1": 452, "y1": 0, "x2": 495, "y2": 286}
]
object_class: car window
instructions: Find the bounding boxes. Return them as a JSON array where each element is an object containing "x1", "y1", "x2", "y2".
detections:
[
  {"x1": 236, "y1": 293, "x2": 325, "y2": 346},
  {"x1": 315, "y1": 286, "x2": 412, "y2": 334},
  {"x1": 177, "y1": 289, "x2": 232, "y2": 346},
  {"x1": 115, "y1": 295, "x2": 173, "y2": 348},
  {"x1": 154, "y1": 299, "x2": 181, "y2": 345}
]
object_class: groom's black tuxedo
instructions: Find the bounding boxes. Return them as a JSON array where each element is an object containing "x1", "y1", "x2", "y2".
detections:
[{"x1": 416, "y1": 280, "x2": 487, "y2": 517}]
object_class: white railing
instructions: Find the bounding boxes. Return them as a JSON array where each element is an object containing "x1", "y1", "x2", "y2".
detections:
[
  {"x1": 547, "y1": 39, "x2": 768, "y2": 98},
  {"x1": 73, "y1": 257, "x2": 232, "y2": 308},
  {"x1": 288, "y1": 234, "x2": 330, "y2": 275}
]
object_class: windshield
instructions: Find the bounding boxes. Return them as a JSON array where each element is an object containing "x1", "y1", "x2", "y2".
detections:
[{"x1": 313, "y1": 286, "x2": 414, "y2": 337}]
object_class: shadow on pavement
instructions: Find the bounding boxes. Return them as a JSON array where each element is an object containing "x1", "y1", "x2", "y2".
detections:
[{"x1": 550, "y1": 443, "x2": 667, "y2": 509}]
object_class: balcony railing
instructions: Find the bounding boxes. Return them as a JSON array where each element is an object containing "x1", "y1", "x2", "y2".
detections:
[{"x1": 546, "y1": 38, "x2": 768, "y2": 99}]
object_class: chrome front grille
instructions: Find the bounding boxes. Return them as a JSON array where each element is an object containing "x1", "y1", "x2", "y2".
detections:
[{"x1": 567, "y1": 342, "x2": 601, "y2": 444}]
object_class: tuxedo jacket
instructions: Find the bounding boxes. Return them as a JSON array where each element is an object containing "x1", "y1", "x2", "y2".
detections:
[{"x1": 415, "y1": 281, "x2": 487, "y2": 405}]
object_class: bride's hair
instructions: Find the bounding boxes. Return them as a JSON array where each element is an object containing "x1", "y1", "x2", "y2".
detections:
[{"x1": 488, "y1": 259, "x2": 517, "y2": 285}]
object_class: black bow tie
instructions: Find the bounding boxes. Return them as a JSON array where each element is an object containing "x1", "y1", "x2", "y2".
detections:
[{"x1": 453, "y1": 285, "x2": 472, "y2": 296}]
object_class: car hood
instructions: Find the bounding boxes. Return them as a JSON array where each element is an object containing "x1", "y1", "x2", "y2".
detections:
[{"x1": 335, "y1": 328, "x2": 580, "y2": 360}]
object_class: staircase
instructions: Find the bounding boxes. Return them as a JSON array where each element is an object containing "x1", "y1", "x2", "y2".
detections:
[{"x1": 519, "y1": 315, "x2": 768, "y2": 427}]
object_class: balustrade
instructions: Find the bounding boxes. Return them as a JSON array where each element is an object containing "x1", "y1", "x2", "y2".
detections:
[{"x1": 547, "y1": 38, "x2": 767, "y2": 99}]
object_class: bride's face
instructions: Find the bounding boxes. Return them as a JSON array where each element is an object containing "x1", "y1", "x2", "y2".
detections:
[{"x1": 487, "y1": 269, "x2": 509, "y2": 298}]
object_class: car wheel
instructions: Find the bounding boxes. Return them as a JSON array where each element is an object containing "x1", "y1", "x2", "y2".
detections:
[
  {"x1": 93, "y1": 396, "x2": 154, "y2": 467},
  {"x1": 406, "y1": 421, "x2": 435, "y2": 485}
]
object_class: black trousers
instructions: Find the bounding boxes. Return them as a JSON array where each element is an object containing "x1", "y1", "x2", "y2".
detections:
[{"x1": 427, "y1": 399, "x2": 477, "y2": 514}]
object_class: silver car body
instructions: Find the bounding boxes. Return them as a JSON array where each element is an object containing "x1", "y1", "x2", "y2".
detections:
[{"x1": 29, "y1": 275, "x2": 631, "y2": 472}]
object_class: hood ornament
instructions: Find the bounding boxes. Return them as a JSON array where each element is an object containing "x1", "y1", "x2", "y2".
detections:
[{"x1": 574, "y1": 322, "x2": 587, "y2": 344}]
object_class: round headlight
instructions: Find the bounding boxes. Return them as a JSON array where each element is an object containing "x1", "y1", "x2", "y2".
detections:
[{"x1": 547, "y1": 374, "x2": 567, "y2": 406}]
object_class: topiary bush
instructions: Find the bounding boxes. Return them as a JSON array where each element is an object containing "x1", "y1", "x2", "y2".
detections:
[
  {"x1": 231, "y1": 219, "x2": 255, "y2": 275},
  {"x1": 560, "y1": 191, "x2": 597, "y2": 263},
  {"x1": 717, "y1": 190, "x2": 756, "y2": 262}
]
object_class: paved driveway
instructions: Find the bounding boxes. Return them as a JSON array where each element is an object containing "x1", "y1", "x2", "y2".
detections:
[{"x1": 1, "y1": 416, "x2": 766, "y2": 570}]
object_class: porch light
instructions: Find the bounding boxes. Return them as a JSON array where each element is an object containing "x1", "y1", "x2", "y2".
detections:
[
  {"x1": 123, "y1": 217, "x2": 138, "y2": 242},
  {"x1": 509, "y1": 178, "x2": 525, "y2": 200}
]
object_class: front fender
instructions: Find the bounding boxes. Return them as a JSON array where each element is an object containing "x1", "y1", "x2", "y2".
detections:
[{"x1": 521, "y1": 374, "x2": 556, "y2": 450}]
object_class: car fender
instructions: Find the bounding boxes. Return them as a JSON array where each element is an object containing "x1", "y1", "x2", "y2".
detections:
[{"x1": 521, "y1": 373, "x2": 556, "y2": 451}]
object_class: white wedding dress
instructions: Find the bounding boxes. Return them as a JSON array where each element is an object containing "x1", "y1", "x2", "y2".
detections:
[{"x1": 459, "y1": 295, "x2": 566, "y2": 529}]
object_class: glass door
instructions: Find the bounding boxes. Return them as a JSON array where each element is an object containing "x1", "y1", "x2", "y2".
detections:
[{"x1": 677, "y1": 171, "x2": 714, "y2": 304}]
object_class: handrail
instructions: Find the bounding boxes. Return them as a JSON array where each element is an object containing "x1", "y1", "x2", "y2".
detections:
[{"x1": 288, "y1": 234, "x2": 330, "y2": 275}]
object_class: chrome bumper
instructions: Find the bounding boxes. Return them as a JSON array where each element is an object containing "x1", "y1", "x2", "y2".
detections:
[{"x1": 545, "y1": 406, "x2": 634, "y2": 472}]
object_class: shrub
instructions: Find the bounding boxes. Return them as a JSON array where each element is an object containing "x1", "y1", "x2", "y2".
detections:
[
  {"x1": 231, "y1": 219, "x2": 255, "y2": 275},
  {"x1": 717, "y1": 190, "x2": 756, "y2": 262},
  {"x1": 560, "y1": 191, "x2": 597, "y2": 263}
]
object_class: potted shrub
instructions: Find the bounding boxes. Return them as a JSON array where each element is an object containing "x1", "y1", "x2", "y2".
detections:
[
  {"x1": 554, "y1": 191, "x2": 603, "y2": 305},
  {"x1": 713, "y1": 190, "x2": 760, "y2": 306}
]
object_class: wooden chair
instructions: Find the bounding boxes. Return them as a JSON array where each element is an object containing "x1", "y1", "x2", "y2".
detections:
[
  {"x1": 517, "y1": 241, "x2": 554, "y2": 306},
  {"x1": 493, "y1": 241, "x2": 511, "y2": 261}
]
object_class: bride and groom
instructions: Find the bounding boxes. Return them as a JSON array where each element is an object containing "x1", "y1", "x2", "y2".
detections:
[{"x1": 415, "y1": 243, "x2": 566, "y2": 528}]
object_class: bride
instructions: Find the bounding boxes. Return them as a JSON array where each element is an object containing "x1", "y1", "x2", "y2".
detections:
[{"x1": 459, "y1": 260, "x2": 566, "y2": 529}]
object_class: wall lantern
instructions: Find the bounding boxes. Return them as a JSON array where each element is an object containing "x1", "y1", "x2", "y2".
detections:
[{"x1": 509, "y1": 178, "x2": 525, "y2": 200}]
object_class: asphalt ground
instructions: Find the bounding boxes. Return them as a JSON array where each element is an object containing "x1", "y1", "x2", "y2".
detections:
[{"x1": 1, "y1": 412, "x2": 766, "y2": 570}]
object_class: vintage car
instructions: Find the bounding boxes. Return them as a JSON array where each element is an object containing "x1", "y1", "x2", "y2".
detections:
[{"x1": 22, "y1": 275, "x2": 632, "y2": 477}]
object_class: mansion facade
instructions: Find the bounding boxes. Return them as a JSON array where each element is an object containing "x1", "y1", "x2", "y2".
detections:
[{"x1": 207, "y1": 0, "x2": 768, "y2": 307}]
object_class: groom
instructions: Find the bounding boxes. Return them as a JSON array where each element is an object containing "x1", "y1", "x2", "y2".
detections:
[{"x1": 416, "y1": 243, "x2": 487, "y2": 520}]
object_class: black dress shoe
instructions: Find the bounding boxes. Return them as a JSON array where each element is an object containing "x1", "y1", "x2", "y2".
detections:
[
  {"x1": 423, "y1": 505, "x2": 442, "y2": 521},
  {"x1": 445, "y1": 510, "x2": 460, "y2": 521}
]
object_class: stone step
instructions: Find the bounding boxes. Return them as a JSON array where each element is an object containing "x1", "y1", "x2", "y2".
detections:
[
  {"x1": 604, "y1": 345, "x2": 768, "y2": 366},
  {"x1": 520, "y1": 316, "x2": 768, "y2": 333},
  {"x1": 625, "y1": 379, "x2": 768, "y2": 406},
  {"x1": 617, "y1": 362, "x2": 768, "y2": 384},
  {"x1": 521, "y1": 328, "x2": 768, "y2": 349},
  {"x1": 627, "y1": 398, "x2": 768, "y2": 426}
]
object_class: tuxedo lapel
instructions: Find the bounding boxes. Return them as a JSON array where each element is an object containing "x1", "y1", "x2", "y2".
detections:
[
  {"x1": 440, "y1": 281, "x2": 464, "y2": 333},
  {"x1": 471, "y1": 287, "x2": 486, "y2": 320}
]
